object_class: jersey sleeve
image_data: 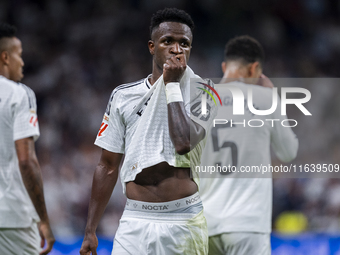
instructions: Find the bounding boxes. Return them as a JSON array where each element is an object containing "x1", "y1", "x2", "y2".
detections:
[
  {"x1": 13, "y1": 85, "x2": 40, "y2": 142},
  {"x1": 94, "y1": 90, "x2": 125, "y2": 153},
  {"x1": 270, "y1": 93, "x2": 299, "y2": 162},
  {"x1": 188, "y1": 78, "x2": 218, "y2": 134}
]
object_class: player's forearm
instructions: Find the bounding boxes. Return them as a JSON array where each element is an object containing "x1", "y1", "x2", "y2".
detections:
[
  {"x1": 15, "y1": 137, "x2": 50, "y2": 223},
  {"x1": 167, "y1": 102, "x2": 190, "y2": 154},
  {"x1": 85, "y1": 163, "x2": 118, "y2": 234},
  {"x1": 163, "y1": 54, "x2": 205, "y2": 154},
  {"x1": 167, "y1": 102, "x2": 205, "y2": 155},
  {"x1": 18, "y1": 156, "x2": 49, "y2": 223}
]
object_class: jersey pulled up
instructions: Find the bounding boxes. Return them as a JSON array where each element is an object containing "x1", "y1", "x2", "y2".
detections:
[{"x1": 95, "y1": 74, "x2": 216, "y2": 194}]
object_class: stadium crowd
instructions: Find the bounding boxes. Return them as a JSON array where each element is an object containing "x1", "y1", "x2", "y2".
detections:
[{"x1": 1, "y1": 0, "x2": 339, "y2": 237}]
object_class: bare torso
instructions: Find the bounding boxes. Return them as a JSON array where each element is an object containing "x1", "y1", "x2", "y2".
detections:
[{"x1": 126, "y1": 162, "x2": 197, "y2": 202}]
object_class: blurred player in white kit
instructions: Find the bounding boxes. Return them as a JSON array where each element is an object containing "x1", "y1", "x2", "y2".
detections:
[
  {"x1": 0, "y1": 23, "x2": 54, "y2": 254},
  {"x1": 199, "y1": 35, "x2": 298, "y2": 255}
]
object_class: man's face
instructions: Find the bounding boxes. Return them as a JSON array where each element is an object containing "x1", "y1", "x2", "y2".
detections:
[
  {"x1": 148, "y1": 22, "x2": 192, "y2": 72},
  {"x1": 5, "y1": 37, "x2": 24, "y2": 82}
]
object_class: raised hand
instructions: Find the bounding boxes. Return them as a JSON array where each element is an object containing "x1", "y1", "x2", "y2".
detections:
[
  {"x1": 257, "y1": 74, "x2": 274, "y2": 88},
  {"x1": 163, "y1": 54, "x2": 187, "y2": 85}
]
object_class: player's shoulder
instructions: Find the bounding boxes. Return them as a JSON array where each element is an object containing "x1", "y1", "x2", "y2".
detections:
[
  {"x1": 105, "y1": 78, "x2": 147, "y2": 114},
  {"x1": 0, "y1": 77, "x2": 32, "y2": 99},
  {"x1": 0, "y1": 75, "x2": 20, "y2": 92},
  {"x1": 110, "y1": 78, "x2": 147, "y2": 99},
  {"x1": 18, "y1": 82, "x2": 36, "y2": 100},
  {"x1": 17, "y1": 82, "x2": 35, "y2": 95},
  {"x1": 249, "y1": 84, "x2": 275, "y2": 105},
  {"x1": 241, "y1": 83, "x2": 277, "y2": 110},
  {"x1": 223, "y1": 81, "x2": 274, "y2": 107},
  {"x1": 13, "y1": 83, "x2": 37, "y2": 110},
  {"x1": 114, "y1": 78, "x2": 146, "y2": 94},
  {"x1": 236, "y1": 81, "x2": 273, "y2": 96}
]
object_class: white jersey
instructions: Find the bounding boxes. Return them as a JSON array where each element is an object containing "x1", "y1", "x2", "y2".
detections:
[
  {"x1": 95, "y1": 77, "x2": 154, "y2": 194},
  {"x1": 199, "y1": 81, "x2": 298, "y2": 236},
  {"x1": 0, "y1": 75, "x2": 40, "y2": 228},
  {"x1": 95, "y1": 77, "x2": 151, "y2": 155},
  {"x1": 95, "y1": 74, "x2": 216, "y2": 194}
]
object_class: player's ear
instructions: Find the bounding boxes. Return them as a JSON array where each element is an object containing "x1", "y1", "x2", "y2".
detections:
[
  {"x1": 249, "y1": 61, "x2": 261, "y2": 78},
  {"x1": 148, "y1": 40, "x2": 155, "y2": 55},
  {"x1": 221, "y1": 61, "x2": 227, "y2": 73},
  {"x1": 0, "y1": 51, "x2": 10, "y2": 65}
]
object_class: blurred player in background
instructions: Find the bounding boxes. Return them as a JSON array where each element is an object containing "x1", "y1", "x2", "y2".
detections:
[
  {"x1": 80, "y1": 8, "x2": 215, "y2": 255},
  {"x1": 199, "y1": 35, "x2": 298, "y2": 255},
  {"x1": 0, "y1": 23, "x2": 54, "y2": 255}
]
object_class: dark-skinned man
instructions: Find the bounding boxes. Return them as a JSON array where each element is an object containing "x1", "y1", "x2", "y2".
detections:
[{"x1": 80, "y1": 8, "x2": 216, "y2": 255}]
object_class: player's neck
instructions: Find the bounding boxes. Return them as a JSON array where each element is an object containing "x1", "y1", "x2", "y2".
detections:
[
  {"x1": 149, "y1": 65, "x2": 162, "y2": 85},
  {"x1": 221, "y1": 62, "x2": 260, "y2": 84},
  {"x1": 0, "y1": 68, "x2": 10, "y2": 80},
  {"x1": 220, "y1": 65, "x2": 246, "y2": 84}
]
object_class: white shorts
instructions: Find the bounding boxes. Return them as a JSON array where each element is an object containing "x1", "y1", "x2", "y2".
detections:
[
  {"x1": 0, "y1": 221, "x2": 40, "y2": 255},
  {"x1": 112, "y1": 193, "x2": 208, "y2": 255},
  {"x1": 208, "y1": 232, "x2": 271, "y2": 255}
]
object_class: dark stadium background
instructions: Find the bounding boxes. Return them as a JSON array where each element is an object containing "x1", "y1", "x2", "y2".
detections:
[{"x1": 2, "y1": 0, "x2": 340, "y2": 254}]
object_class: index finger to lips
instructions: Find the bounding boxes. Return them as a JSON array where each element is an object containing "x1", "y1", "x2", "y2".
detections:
[{"x1": 166, "y1": 58, "x2": 179, "y2": 68}]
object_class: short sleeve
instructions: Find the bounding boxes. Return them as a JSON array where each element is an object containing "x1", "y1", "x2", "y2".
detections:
[
  {"x1": 13, "y1": 85, "x2": 40, "y2": 141},
  {"x1": 94, "y1": 90, "x2": 125, "y2": 153}
]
